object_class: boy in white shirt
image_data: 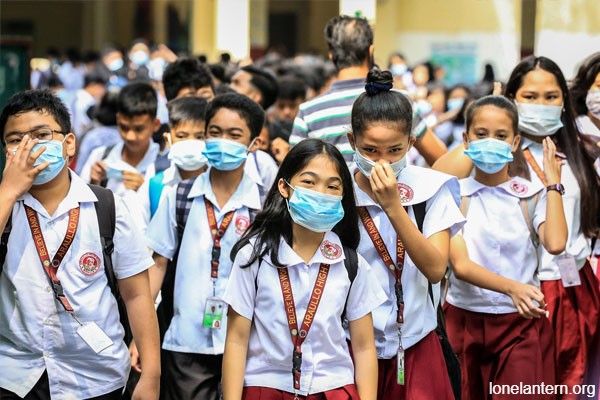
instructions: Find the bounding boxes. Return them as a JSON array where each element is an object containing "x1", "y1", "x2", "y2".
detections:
[
  {"x1": 0, "y1": 89, "x2": 159, "y2": 399},
  {"x1": 145, "y1": 93, "x2": 265, "y2": 400},
  {"x1": 80, "y1": 82, "x2": 160, "y2": 198}
]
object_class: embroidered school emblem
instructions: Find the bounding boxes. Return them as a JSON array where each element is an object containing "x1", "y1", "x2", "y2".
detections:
[
  {"x1": 510, "y1": 181, "x2": 528, "y2": 195},
  {"x1": 79, "y1": 252, "x2": 101, "y2": 275},
  {"x1": 320, "y1": 240, "x2": 342, "y2": 260},
  {"x1": 235, "y1": 215, "x2": 250, "y2": 235},
  {"x1": 397, "y1": 183, "x2": 414, "y2": 203}
]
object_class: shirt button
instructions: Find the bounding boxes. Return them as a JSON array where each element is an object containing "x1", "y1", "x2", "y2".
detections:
[
  {"x1": 44, "y1": 318, "x2": 51, "y2": 325},
  {"x1": 46, "y1": 287, "x2": 52, "y2": 292},
  {"x1": 43, "y1": 351, "x2": 49, "y2": 357}
]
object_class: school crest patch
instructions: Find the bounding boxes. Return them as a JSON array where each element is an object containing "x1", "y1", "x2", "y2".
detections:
[
  {"x1": 397, "y1": 183, "x2": 414, "y2": 203},
  {"x1": 320, "y1": 240, "x2": 342, "y2": 260},
  {"x1": 79, "y1": 252, "x2": 101, "y2": 275},
  {"x1": 510, "y1": 181, "x2": 528, "y2": 195},
  {"x1": 235, "y1": 215, "x2": 250, "y2": 235}
]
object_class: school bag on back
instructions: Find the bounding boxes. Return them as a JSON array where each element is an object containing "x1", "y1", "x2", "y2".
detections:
[{"x1": 0, "y1": 184, "x2": 132, "y2": 345}]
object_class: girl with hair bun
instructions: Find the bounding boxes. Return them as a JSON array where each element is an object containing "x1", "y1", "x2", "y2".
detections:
[{"x1": 348, "y1": 68, "x2": 465, "y2": 400}]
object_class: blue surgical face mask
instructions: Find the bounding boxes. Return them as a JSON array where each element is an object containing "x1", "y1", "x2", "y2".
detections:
[
  {"x1": 130, "y1": 50, "x2": 149, "y2": 66},
  {"x1": 353, "y1": 148, "x2": 407, "y2": 178},
  {"x1": 285, "y1": 181, "x2": 344, "y2": 233},
  {"x1": 31, "y1": 139, "x2": 67, "y2": 185},
  {"x1": 464, "y1": 138, "x2": 514, "y2": 174},
  {"x1": 516, "y1": 102, "x2": 563, "y2": 136},
  {"x1": 447, "y1": 98, "x2": 465, "y2": 111},
  {"x1": 108, "y1": 58, "x2": 124, "y2": 72},
  {"x1": 390, "y1": 63, "x2": 408, "y2": 77},
  {"x1": 202, "y1": 138, "x2": 251, "y2": 171}
]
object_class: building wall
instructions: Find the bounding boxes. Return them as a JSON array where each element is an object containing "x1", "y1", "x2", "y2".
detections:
[
  {"x1": 535, "y1": 0, "x2": 600, "y2": 79},
  {"x1": 374, "y1": 0, "x2": 521, "y2": 82}
]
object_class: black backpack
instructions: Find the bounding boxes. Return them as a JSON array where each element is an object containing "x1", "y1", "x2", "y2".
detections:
[{"x1": 0, "y1": 184, "x2": 132, "y2": 345}]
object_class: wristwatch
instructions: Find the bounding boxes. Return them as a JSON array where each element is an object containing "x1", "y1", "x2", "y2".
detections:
[{"x1": 546, "y1": 184, "x2": 565, "y2": 195}]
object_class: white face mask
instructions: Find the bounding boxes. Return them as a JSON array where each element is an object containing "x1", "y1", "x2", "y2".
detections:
[
  {"x1": 167, "y1": 138, "x2": 208, "y2": 171},
  {"x1": 516, "y1": 102, "x2": 563, "y2": 136},
  {"x1": 585, "y1": 89, "x2": 600, "y2": 119},
  {"x1": 353, "y1": 148, "x2": 407, "y2": 178}
]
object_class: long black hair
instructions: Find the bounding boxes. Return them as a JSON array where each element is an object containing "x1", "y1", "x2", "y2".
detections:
[
  {"x1": 504, "y1": 55, "x2": 600, "y2": 237},
  {"x1": 231, "y1": 139, "x2": 360, "y2": 267},
  {"x1": 570, "y1": 52, "x2": 600, "y2": 117}
]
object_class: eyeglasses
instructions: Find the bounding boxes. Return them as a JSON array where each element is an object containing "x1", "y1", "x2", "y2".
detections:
[{"x1": 4, "y1": 128, "x2": 65, "y2": 149}]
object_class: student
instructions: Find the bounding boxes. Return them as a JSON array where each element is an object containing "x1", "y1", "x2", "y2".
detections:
[
  {"x1": 134, "y1": 96, "x2": 209, "y2": 234},
  {"x1": 0, "y1": 89, "x2": 159, "y2": 399},
  {"x1": 222, "y1": 138, "x2": 386, "y2": 400},
  {"x1": 347, "y1": 69, "x2": 465, "y2": 400},
  {"x1": 71, "y1": 73, "x2": 107, "y2": 139},
  {"x1": 162, "y1": 57, "x2": 216, "y2": 101},
  {"x1": 145, "y1": 93, "x2": 265, "y2": 400},
  {"x1": 444, "y1": 95, "x2": 567, "y2": 400},
  {"x1": 80, "y1": 82, "x2": 161, "y2": 198},
  {"x1": 433, "y1": 56, "x2": 600, "y2": 399}
]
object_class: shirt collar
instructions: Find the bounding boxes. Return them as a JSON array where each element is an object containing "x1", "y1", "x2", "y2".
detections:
[
  {"x1": 269, "y1": 231, "x2": 347, "y2": 268},
  {"x1": 20, "y1": 169, "x2": 98, "y2": 219},
  {"x1": 328, "y1": 78, "x2": 365, "y2": 91},
  {"x1": 352, "y1": 172, "x2": 379, "y2": 208},
  {"x1": 162, "y1": 164, "x2": 181, "y2": 186},
  {"x1": 244, "y1": 153, "x2": 264, "y2": 187},
  {"x1": 188, "y1": 167, "x2": 262, "y2": 212}
]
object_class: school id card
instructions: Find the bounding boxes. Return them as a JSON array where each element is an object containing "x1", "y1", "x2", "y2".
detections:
[
  {"x1": 556, "y1": 254, "x2": 581, "y2": 287},
  {"x1": 203, "y1": 297, "x2": 226, "y2": 329},
  {"x1": 77, "y1": 322, "x2": 114, "y2": 354}
]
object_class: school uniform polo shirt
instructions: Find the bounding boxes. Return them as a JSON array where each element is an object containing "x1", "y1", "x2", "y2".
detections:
[
  {"x1": 79, "y1": 140, "x2": 160, "y2": 198},
  {"x1": 446, "y1": 176, "x2": 547, "y2": 314},
  {"x1": 0, "y1": 171, "x2": 154, "y2": 399},
  {"x1": 521, "y1": 138, "x2": 591, "y2": 280},
  {"x1": 353, "y1": 166, "x2": 465, "y2": 355},
  {"x1": 145, "y1": 167, "x2": 262, "y2": 355},
  {"x1": 223, "y1": 232, "x2": 387, "y2": 396}
]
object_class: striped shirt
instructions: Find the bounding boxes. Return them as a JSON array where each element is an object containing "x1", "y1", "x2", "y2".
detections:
[{"x1": 289, "y1": 78, "x2": 428, "y2": 164}]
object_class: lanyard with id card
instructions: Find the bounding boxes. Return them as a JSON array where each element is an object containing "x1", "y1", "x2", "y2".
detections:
[
  {"x1": 556, "y1": 254, "x2": 581, "y2": 287},
  {"x1": 25, "y1": 205, "x2": 114, "y2": 354},
  {"x1": 358, "y1": 206, "x2": 407, "y2": 385},
  {"x1": 202, "y1": 198, "x2": 234, "y2": 329}
]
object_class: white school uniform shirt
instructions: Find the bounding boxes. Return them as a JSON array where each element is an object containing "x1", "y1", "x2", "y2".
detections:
[
  {"x1": 79, "y1": 141, "x2": 160, "y2": 199},
  {"x1": 0, "y1": 171, "x2": 153, "y2": 399},
  {"x1": 145, "y1": 167, "x2": 262, "y2": 354},
  {"x1": 134, "y1": 151, "x2": 275, "y2": 234},
  {"x1": 353, "y1": 166, "x2": 465, "y2": 356},
  {"x1": 521, "y1": 137, "x2": 591, "y2": 280},
  {"x1": 446, "y1": 176, "x2": 547, "y2": 314},
  {"x1": 223, "y1": 233, "x2": 386, "y2": 396}
]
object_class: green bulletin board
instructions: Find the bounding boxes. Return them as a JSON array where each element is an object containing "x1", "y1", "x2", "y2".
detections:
[{"x1": 0, "y1": 37, "x2": 31, "y2": 178}]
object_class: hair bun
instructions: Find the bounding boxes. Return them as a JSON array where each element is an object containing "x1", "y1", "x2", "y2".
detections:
[{"x1": 365, "y1": 68, "x2": 393, "y2": 95}]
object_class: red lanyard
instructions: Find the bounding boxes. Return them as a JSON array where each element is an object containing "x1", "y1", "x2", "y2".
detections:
[
  {"x1": 523, "y1": 148, "x2": 547, "y2": 186},
  {"x1": 25, "y1": 205, "x2": 80, "y2": 313},
  {"x1": 358, "y1": 206, "x2": 406, "y2": 324},
  {"x1": 204, "y1": 198, "x2": 235, "y2": 283},
  {"x1": 278, "y1": 263, "x2": 330, "y2": 393}
]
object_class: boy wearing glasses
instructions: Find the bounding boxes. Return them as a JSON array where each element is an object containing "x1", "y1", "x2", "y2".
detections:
[{"x1": 0, "y1": 89, "x2": 160, "y2": 399}]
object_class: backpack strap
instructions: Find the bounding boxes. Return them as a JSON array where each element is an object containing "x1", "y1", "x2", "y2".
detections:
[
  {"x1": 0, "y1": 213, "x2": 12, "y2": 276},
  {"x1": 175, "y1": 178, "x2": 197, "y2": 241},
  {"x1": 341, "y1": 245, "x2": 358, "y2": 323},
  {"x1": 99, "y1": 145, "x2": 115, "y2": 188},
  {"x1": 519, "y1": 194, "x2": 540, "y2": 248},
  {"x1": 413, "y1": 202, "x2": 426, "y2": 233},
  {"x1": 87, "y1": 184, "x2": 132, "y2": 344},
  {"x1": 149, "y1": 171, "x2": 166, "y2": 219}
]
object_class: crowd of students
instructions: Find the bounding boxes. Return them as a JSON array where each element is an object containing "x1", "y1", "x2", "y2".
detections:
[{"x1": 1, "y1": 13, "x2": 600, "y2": 400}]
